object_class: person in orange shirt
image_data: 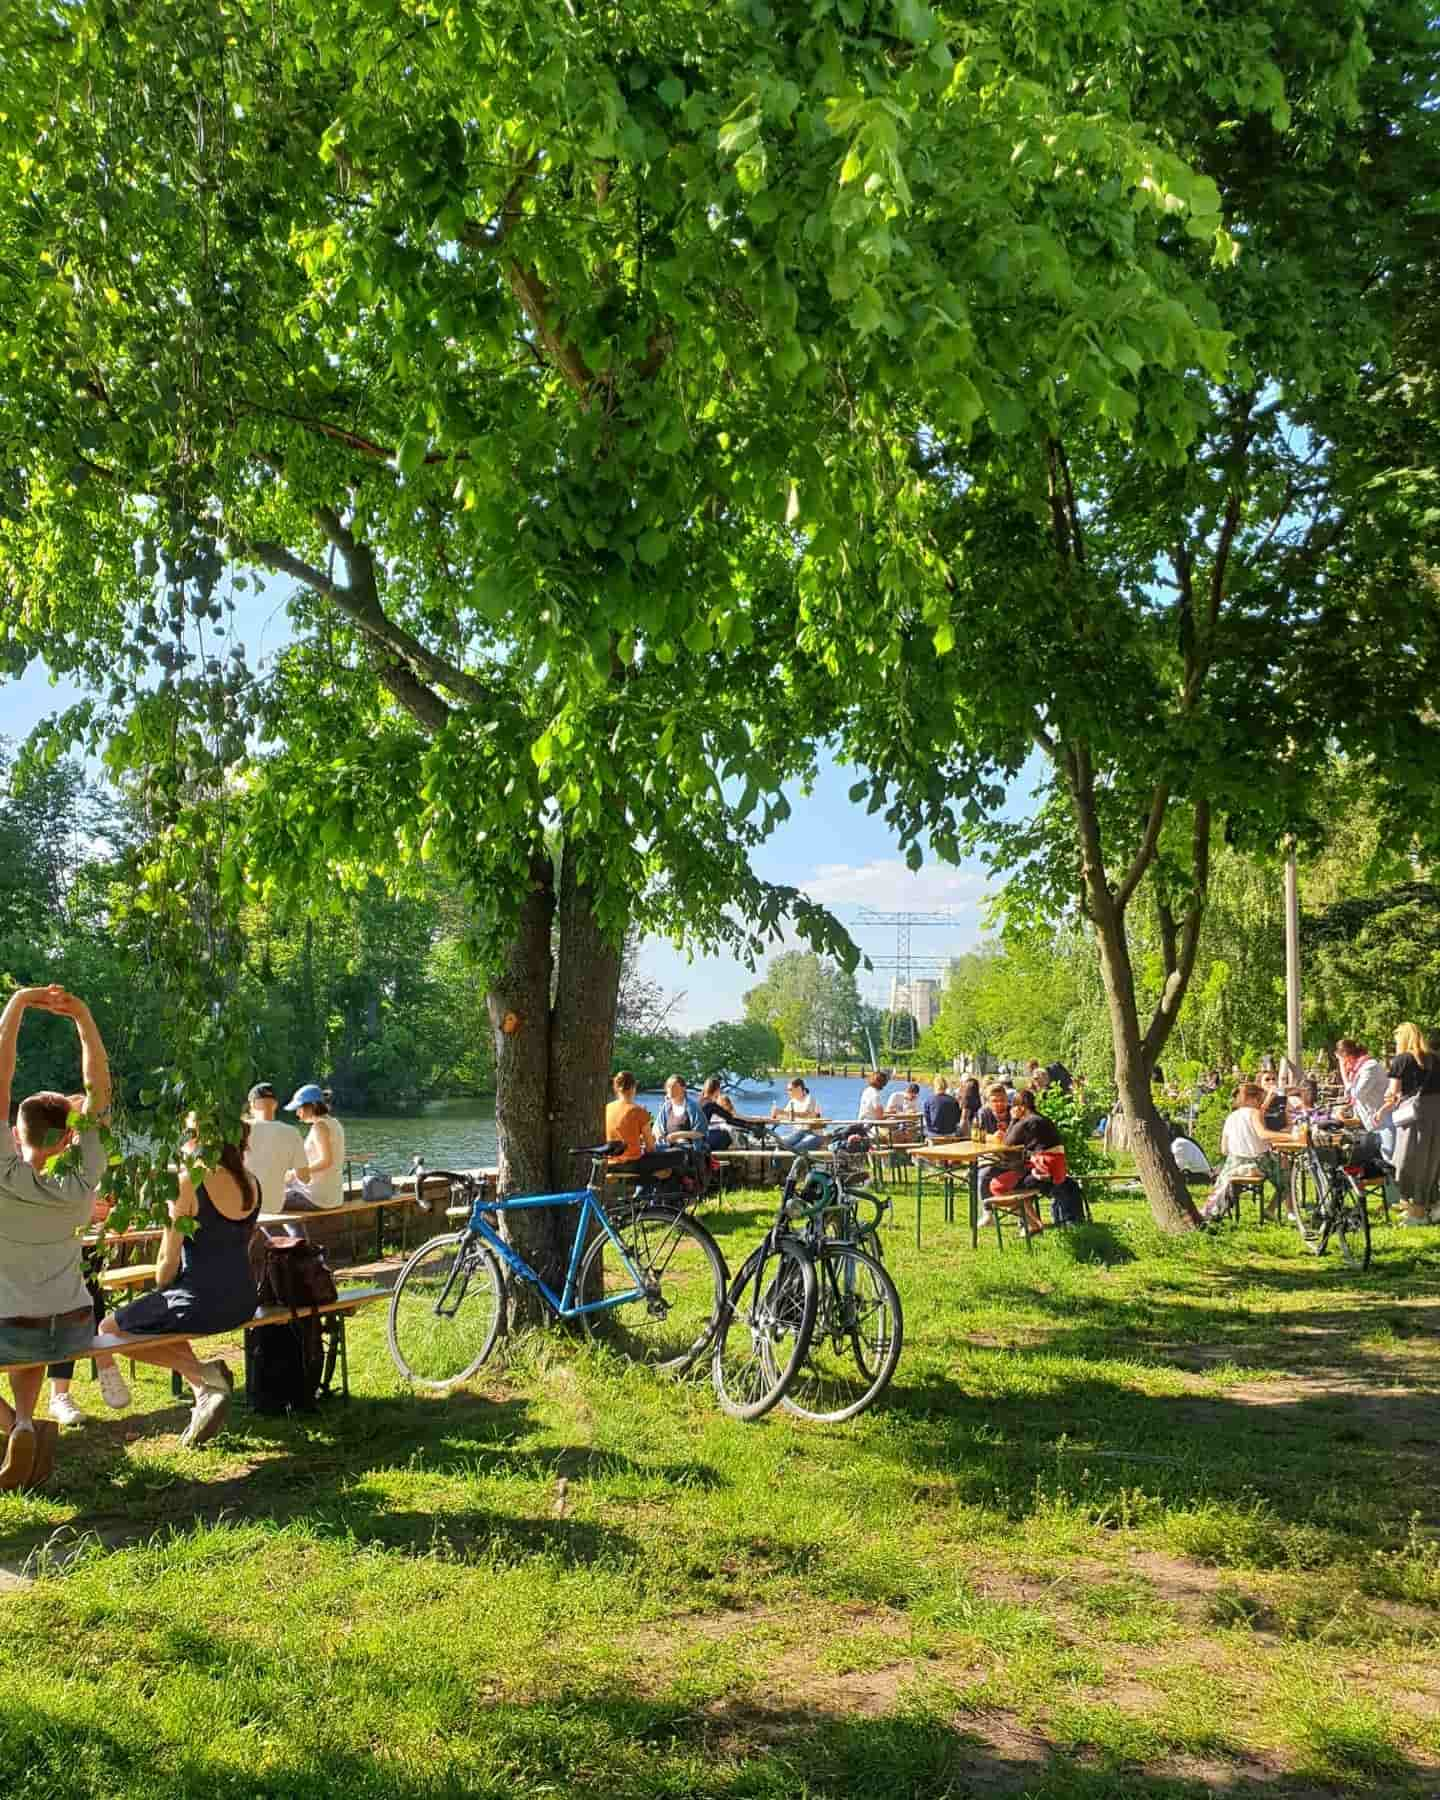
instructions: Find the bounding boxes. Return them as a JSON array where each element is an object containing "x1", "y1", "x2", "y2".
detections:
[{"x1": 605, "y1": 1071, "x2": 655, "y2": 1162}]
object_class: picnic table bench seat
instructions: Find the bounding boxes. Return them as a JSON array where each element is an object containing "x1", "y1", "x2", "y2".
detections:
[{"x1": 0, "y1": 1288, "x2": 392, "y2": 1404}]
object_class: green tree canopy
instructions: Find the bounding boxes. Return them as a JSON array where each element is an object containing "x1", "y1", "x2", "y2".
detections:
[
  {"x1": 815, "y1": 0, "x2": 1440, "y2": 1229},
  {"x1": 0, "y1": 0, "x2": 1350, "y2": 1267},
  {"x1": 744, "y1": 950, "x2": 865, "y2": 1064}
]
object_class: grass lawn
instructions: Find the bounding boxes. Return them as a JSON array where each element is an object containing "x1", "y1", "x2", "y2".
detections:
[{"x1": 3, "y1": 1190, "x2": 1440, "y2": 1798}]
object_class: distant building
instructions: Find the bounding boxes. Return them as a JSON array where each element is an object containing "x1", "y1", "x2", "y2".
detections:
[{"x1": 887, "y1": 977, "x2": 939, "y2": 1034}]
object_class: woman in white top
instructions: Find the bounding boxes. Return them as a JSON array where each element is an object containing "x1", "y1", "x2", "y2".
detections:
[
  {"x1": 280, "y1": 1083, "x2": 346, "y2": 1229},
  {"x1": 771, "y1": 1077, "x2": 824, "y2": 1151},
  {"x1": 858, "y1": 1071, "x2": 888, "y2": 1122},
  {"x1": 1202, "y1": 1083, "x2": 1290, "y2": 1220}
]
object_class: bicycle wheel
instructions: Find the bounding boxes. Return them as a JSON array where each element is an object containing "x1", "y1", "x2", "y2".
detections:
[
  {"x1": 387, "y1": 1232, "x2": 505, "y2": 1391},
  {"x1": 1292, "y1": 1156, "x2": 1323, "y2": 1249},
  {"x1": 779, "y1": 1244, "x2": 903, "y2": 1423},
  {"x1": 712, "y1": 1238, "x2": 816, "y2": 1422},
  {"x1": 1331, "y1": 1177, "x2": 1372, "y2": 1272},
  {"x1": 577, "y1": 1206, "x2": 727, "y2": 1371}
]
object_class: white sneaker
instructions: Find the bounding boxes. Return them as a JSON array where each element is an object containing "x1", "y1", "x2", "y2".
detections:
[
  {"x1": 97, "y1": 1364, "x2": 131, "y2": 1410},
  {"x1": 201, "y1": 1359, "x2": 234, "y2": 1395},
  {"x1": 179, "y1": 1386, "x2": 231, "y2": 1449},
  {"x1": 48, "y1": 1392, "x2": 84, "y2": 1428},
  {"x1": 978, "y1": 1207, "x2": 994, "y2": 1229}
]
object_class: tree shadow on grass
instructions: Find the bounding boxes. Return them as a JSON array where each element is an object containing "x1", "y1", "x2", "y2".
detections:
[
  {"x1": 875, "y1": 1308, "x2": 1440, "y2": 1557},
  {"x1": 3, "y1": 1676, "x2": 1435, "y2": 1799},
  {"x1": 0, "y1": 1384, "x2": 720, "y2": 1571}
]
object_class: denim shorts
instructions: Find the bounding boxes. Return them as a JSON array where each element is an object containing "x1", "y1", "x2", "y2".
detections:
[{"x1": 0, "y1": 1313, "x2": 96, "y2": 1368}]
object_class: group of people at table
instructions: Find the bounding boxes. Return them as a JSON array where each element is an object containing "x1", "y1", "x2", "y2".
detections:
[
  {"x1": 0, "y1": 984, "x2": 351, "y2": 1493},
  {"x1": 604, "y1": 1063, "x2": 1075, "y2": 1237},
  {"x1": 1202, "y1": 1024, "x2": 1440, "y2": 1225}
]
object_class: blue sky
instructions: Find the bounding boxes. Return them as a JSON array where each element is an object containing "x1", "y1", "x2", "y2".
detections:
[{"x1": 4, "y1": 587, "x2": 1015, "y2": 1026}]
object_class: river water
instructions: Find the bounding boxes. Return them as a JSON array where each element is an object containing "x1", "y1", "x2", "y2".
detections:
[{"x1": 345, "y1": 1073, "x2": 939, "y2": 1174}]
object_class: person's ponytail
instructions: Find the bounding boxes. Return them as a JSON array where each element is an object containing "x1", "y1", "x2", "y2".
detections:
[{"x1": 216, "y1": 1124, "x2": 259, "y2": 1213}]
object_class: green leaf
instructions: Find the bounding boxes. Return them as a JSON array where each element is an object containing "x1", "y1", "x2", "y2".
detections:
[
  {"x1": 396, "y1": 435, "x2": 427, "y2": 477},
  {"x1": 637, "y1": 529, "x2": 669, "y2": 565}
]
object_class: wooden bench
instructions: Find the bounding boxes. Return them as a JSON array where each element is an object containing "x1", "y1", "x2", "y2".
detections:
[
  {"x1": 97, "y1": 1263, "x2": 158, "y2": 1294},
  {"x1": 0, "y1": 1288, "x2": 391, "y2": 1405}
]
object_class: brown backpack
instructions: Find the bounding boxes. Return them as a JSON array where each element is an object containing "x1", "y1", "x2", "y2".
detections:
[{"x1": 249, "y1": 1237, "x2": 339, "y2": 1413}]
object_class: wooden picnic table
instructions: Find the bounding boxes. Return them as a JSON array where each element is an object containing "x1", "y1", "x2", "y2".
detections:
[
  {"x1": 907, "y1": 1139, "x2": 1023, "y2": 1249},
  {"x1": 81, "y1": 1225, "x2": 165, "y2": 1250}
]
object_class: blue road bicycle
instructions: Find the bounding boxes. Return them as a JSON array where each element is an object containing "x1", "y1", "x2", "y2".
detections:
[{"x1": 387, "y1": 1143, "x2": 728, "y2": 1391}]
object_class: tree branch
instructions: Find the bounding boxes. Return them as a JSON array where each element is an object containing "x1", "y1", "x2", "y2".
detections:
[
  {"x1": 240, "y1": 536, "x2": 341, "y2": 598},
  {"x1": 461, "y1": 153, "x2": 541, "y2": 249},
  {"x1": 504, "y1": 260, "x2": 595, "y2": 400},
  {"x1": 1113, "y1": 784, "x2": 1170, "y2": 915},
  {"x1": 1055, "y1": 438, "x2": 1085, "y2": 567},
  {"x1": 369, "y1": 648, "x2": 452, "y2": 733},
  {"x1": 1207, "y1": 486, "x2": 1243, "y2": 636},
  {"x1": 1141, "y1": 797, "x2": 1212, "y2": 1068},
  {"x1": 308, "y1": 505, "x2": 495, "y2": 709}
]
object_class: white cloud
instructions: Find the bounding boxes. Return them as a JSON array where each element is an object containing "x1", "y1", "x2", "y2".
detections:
[{"x1": 800, "y1": 858, "x2": 992, "y2": 911}]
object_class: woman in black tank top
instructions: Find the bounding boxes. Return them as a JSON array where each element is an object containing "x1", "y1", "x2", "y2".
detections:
[{"x1": 97, "y1": 1122, "x2": 261, "y2": 1448}]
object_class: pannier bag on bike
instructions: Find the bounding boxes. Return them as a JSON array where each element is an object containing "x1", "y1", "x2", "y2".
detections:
[{"x1": 249, "y1": 1237, "x2": 340, "y2": 1414}]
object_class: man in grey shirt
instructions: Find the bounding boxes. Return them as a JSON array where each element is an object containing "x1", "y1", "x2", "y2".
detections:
[{"x1": 0, "y1": 984, "x2": 112, "y2": 1491}]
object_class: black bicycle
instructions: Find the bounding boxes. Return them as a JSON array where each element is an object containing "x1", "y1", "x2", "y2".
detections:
[
  {"x1": 710, "y1": 1126, "x2": 902, "y2": 1423},
  {"x1": 1294, "y1": 1130, "x2": 1374, "y2": 1271}
]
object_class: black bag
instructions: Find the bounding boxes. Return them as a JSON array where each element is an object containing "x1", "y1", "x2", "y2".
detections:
[
  {"x1": 249, "y1": 1237, "x2": 339, "y2": 1414},
  {"x1": 1050, "y1": 1178, "x2": 1086, "y2": 1226}
]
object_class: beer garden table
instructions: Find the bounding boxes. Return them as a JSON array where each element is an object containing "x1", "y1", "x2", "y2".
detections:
[{"x1": 905, "y1": 1139, "x2": 1024, "y2": 1249}]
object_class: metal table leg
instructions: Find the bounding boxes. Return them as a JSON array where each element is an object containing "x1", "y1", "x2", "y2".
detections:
[{"x1": 970, "y1": 1162, "x2": 979, "y2": 1250}]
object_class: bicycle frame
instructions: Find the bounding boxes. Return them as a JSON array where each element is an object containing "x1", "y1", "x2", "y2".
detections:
[{"x1": 461, "y1": 1184, "x2": 653, "y2": 1320}]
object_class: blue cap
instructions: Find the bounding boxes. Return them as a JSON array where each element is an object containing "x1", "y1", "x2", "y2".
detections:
[{"x1": 284, "y1": 1083, "x2": 326, "y2": 1111}]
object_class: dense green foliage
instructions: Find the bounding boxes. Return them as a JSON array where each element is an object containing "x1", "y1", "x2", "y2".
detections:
[
  {"x1": 611, "y1": 1017, "x2": 783, "y2": 1095},
  {"x1": 742, "y1": 950, "x2": 870, "y2": 1066},
  {"x1": 922, "y1": 791, "x2": 1440, "y2": 1093},
  {"x1": 3, "y1": 0, "x2": 1437, "y2": 1235},
  {"x1": 0, "y1": 746, "x2": 491, "y2": 1114},
  {"x1": 0, "y1": 0, "x2": 1285, "y2": 1175},
  {"x1": 807, "y1": 1, "x2": 1440, "y2": 1226},
  {"x1": 1307, "y1": 884, "x2": 1440, "y2": 1054}
]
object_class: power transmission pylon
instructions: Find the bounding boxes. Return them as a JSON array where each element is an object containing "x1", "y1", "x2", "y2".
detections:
[{"x1": 855, "y1": 908, "x2": 958, "y2": 1055}]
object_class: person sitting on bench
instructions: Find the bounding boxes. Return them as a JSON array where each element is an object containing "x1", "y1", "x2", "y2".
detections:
[
  {"x1": 0, "y1": 984, "x2": 112, "y2": 1491},
  {"x1": 1202, "y1": 1083, "x2": 1291, "y2": 1221},
  {"x1": 983, "y1": 1088, "x2": 1063, "y2": 1237},
  {"x1": 98, "y1": 1114, "x2": 261, "y2": 1450}
]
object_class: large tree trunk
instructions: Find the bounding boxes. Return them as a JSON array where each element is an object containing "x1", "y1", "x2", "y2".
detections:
[
  {"x1": 1090, "y1": 885, "x2": 1201, "y2": 1233},
  {"x1": 548, "y1": 855, "x2": 623, "y2": 1188},
  {"x1": 484, "y1": 845, "x2": 623, "y2": 1324},
  {"x1": 1064, "y1": 750, "x2": 1200, "y2": 1234},
  {"x1": 486, "y1": 852, "x2": 560, "y2": 1323}
]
